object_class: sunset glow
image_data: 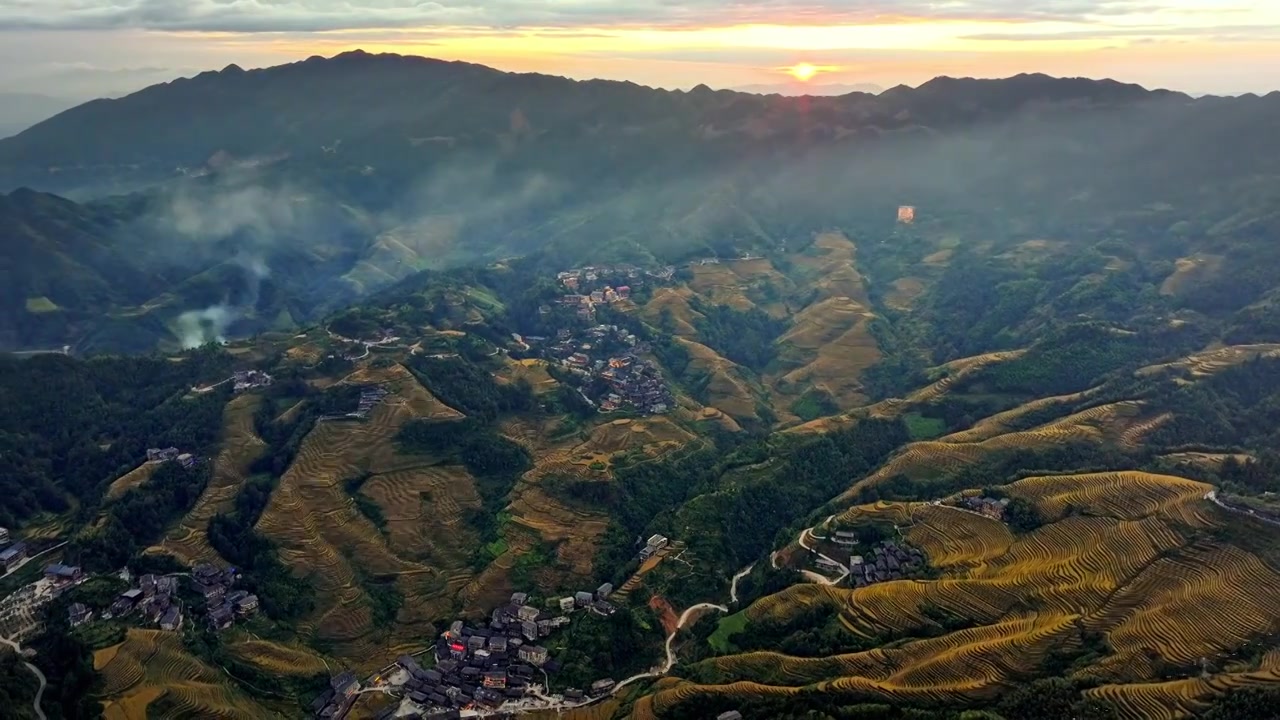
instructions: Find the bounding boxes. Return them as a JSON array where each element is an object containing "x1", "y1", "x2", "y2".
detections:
[
  {"x1": 788, "y1": 63, "x2": 818, "y2": 82},
  {"x1": 2, "y1": 2, "x2": 1279, "y2": 97}
]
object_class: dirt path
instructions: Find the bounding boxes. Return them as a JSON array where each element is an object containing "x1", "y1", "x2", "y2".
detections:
[{"x1": 0, "y1": 635, "x2": 47, "y2": 720}]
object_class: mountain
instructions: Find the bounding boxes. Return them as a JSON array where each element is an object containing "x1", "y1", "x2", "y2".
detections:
[
  {"x1": 1, "y1": 53, "x2": 1279, "y2": 357},
  {"x1": 0, "y1": 92, "x2": 77, "y2": 140},
  {"x1": 733, "y1": 81, "x2": 884, "y2": 96}
]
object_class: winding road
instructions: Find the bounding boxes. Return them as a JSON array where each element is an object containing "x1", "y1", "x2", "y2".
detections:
[
  {"x1": 1206, "y1": 490, "x2": 1280, "y2": 528},
  {"x1": 0, "y1": 635, "x2": 47, "y2": 720}
]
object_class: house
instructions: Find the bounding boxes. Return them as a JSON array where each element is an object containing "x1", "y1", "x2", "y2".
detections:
[
  {"x1": 589, "y1": 678, "x2": 616, "y2": 696},
  {"x1": 398, "y1": 654, "x2": 422, "y2": 675},
  {"x1": 0, "y1": 527, "x2": 9, "y2": 545},
  {"x1": 197, "y1": 582, "x2": 226, "y2": 604},
  {"x1": 68, "y1": 603, "x2": 93, "y2": 627},
  {"x1": 208, "y1": 605, "x2": 235, "y2": 630},
  {"x1": 574, "y1": 591, "x2": 594, "y2": 608},
  {"x1": 234, "y1": 594, "x2": 259, "y2": 615},
  {"x1": 718, "y1": 712, "x2": 744, "y2": 720},
  {"x1": 482, "y1": 670, "x2": 507, "y2": 689},
  {"x1": 160, "y1": 606, "x2": 183, "y2": 631},
  {"x1": 815, "y1": 557, "x2": 844, "y2": 573},
  {"x1": 488, "y1": 636, "x2": 507, "y2": 653},
  {"x1": 147, "y1": 447, "x2": 180, "y2": 462},
  {"x1": 646, "y1": 534, "x2": 669, "y2": 550},
  {"x1": 467, "y1": 635, "x2": 486, "y2": 652},
  {"x1": 517, "y1": 605, "x2": 540, "y2": 622},
  {"x1": 565, "y1": 689, "x2": 584, "y2": 700},
  {"x1": 176, "y1": 453, "x2": 196, "y2": 469},
  {"x1": 558, "y1": 596, "x2": 576, "y2": 613},
  {"x1": 596, "y1": 582, "x2": 613, "y2": 600},
  {"x1": 591, "y1": 600, "x2": 616, "y2": 617},
  {"x1": 616, "y1": 286, "x2": 631, "y2": 299},
  {"x1": 44, "y1": 563, "x2": 83, "y2": 584},
  {"x1": 156, "y1": 576, "x2": 178, "y2": 595},
  {"x1": 510, "y1": 591, "x2": 529, "y2": 605},
  {"x1": 331, "y1": 671, "x2": 360, "y2": 697},
  {"x1": 832, "y1": 530, "x2": 859, "y2": 547},
  {"x1": 517, "y1": 645, "x2": 548, "y2": 666},
  {"x1": 521, "y1": 620, "x2": 538, "y2": 642}
]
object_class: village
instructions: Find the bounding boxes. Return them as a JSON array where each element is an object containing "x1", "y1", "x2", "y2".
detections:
[{"x1": 312, "y1": 584, "x2": 624, "y2": 719}]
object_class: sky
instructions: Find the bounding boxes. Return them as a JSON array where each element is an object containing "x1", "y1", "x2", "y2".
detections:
[{"x1": 0, "y1": 1, "x2": 1278, "y2": 99}]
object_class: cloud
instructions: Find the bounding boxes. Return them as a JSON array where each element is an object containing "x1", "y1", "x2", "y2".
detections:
[
  {"x1": 964, "y1": 23, "x2": 1280, "y2": 42},
  {"x1": 0, "y1": 0, "x2": 1181, "y2": 33}
]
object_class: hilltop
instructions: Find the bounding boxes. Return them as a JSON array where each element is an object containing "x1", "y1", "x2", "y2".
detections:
[{"x1": 2, "y1": 53, "x2": 1279, "y2": 352}]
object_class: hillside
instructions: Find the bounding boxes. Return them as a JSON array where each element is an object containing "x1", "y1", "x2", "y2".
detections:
[
  {"x1": 4, "y1": 53, "x2": 1280, "y2": 720},
  {"x1": 2, "y1": 53, "x2": 1280, "y2": 353}
]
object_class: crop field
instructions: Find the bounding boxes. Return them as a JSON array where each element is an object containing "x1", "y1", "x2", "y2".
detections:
[
  {"x1": 793, "y1": 232, "x2": 871, "y2": 307},
  {"x1": 255, "y1": 364, "x2": 472, "y2": 667},
  {"x1": 225, "y1": 638, "x2": 332, "y2": 676},
  {"x1": 105, "y1": 461, "x2": 162, "y2": 500},
  {"x1": 834, "y1": 401, "x2": 1153, "y2": 504},
  {"x1": 499, "y1": 416, "x2": 694, "y2": 586},
  {"x1": 639, "y1": 286, "x2": 704, "y2": 337},
  {"x1": 97, "y1": 629, "x2": 275, "y2": 720},
  {"x1": 152, "y1": 394, "x2": 264, "y2": 565},
  {"x1": 885, "y1": 276, "x2": 927, "y2": 310},
  {"x1": 494, "y1": 357, "x2": 559, "y2": 394},
  {"x1": 686, "y1": 470, "x2": 1280, "y2": 716},
  {"x1": 1137, "y1": 342, "x2": 1280, "y2": 379},
  {"x1": 675, "y1": 338, "x2": 762, "y2": 421},
  {"x1": 784, "y1": 349, "x2": 1029, "y2": 436},
  {"x1": 773, "y1": 296, "x2": 881, "y2": 411},
  {"x1": 686, "y1": 263, "x2": 763, "y2": 312},
  {"x1": 1158, "y1": 254, "x2": 1225, "y2": 297}
]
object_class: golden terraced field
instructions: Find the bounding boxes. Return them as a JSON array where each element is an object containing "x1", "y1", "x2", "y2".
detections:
[
  {"x1": 96, "y1": 629, "x2": 278, "y2": 720},
  {"x1": 255, "y1": 363, "x2": 474, "y2": 668},
  {"x1": 152, "y1": 393, "x2": 265, "y2": 565},
  {"x1": 659, "y1": 471, "x2": 1280, "y2": 718}
]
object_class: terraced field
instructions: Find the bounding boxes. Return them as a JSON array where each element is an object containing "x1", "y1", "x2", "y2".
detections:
[
  {"x1": 675, "y1": 337, "x2": 762, "y2": 421},
  {"x1": 255, "y1": 363, "x2": 470, "y2": 667},
  {"x1": 834, "y1": 401, "x2": 1155, "y2": 503},
  {"x1": 663, "y1": 471, "x2": 1280, "y2": 718},
  {"x1": 225, "y1": 638, "x2": 332, "y2": 677},
  {"x1": 1137, "y1": 342, "x2": 1280, "y2": 379},
  {"x1": 151, "y1": 393, "x2": 264, "y2": 565},
  {"x1": 500, "y1": 416, "x2": 697, "y2": 587},
  {"x1": 105, "y1": 461, "x2": 162, "y2": 500},
  {"x1": 96, "y1": 629, "x2": 277, "y2": 720},
  {"x1": 786, "y1": 349, "x2": 1028, "y2": 435},
  {"x1": 773, "y1": 296, "x2": 881, "y2": 411}
]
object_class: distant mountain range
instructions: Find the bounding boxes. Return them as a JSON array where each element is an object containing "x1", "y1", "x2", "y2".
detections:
[
  {"x1": 1, "y1": 51, "x2": 1278, "y2": 353},
  {"x1": 0, "y1": 92, "x2": 79, "y2": 140},
  {"x1": 733, "y1": 82, "x2": 884, "y2": 96}
]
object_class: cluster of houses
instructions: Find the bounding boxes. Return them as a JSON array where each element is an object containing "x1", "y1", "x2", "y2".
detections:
[
  {"x1": 0, "y1": 527, "x2": 26, "y2": 573},
  {"x1": 311, "y1": 671, "x2": 361, "y2": 719},
  {"x1": 146, "y1": 446, "x2": 197, "y2": 468},
  {"x1": 950, "y1": 495, "x2": 1011, "y2": 520},
  {"x1": 100, "y1": 571, "x2": 183, "y2": 631},
  {"x1": 828, "y1": 535, "x2": 926, "y2": 588},
  {"x1": 193, "y1": 562, "x2": 258, "y2": 631},
  {"x1": 360, "y1": 587, "x2": 621, "y2": 718},
  {"x1": 638, "y1": 534, "x2": 669, "y2": 561},
  {"x1": 233, "y1": 369, "x2": 273, "y2": 393},
  {"x1": 542, "y1": 327, "x2": 672, "y2": 415}
]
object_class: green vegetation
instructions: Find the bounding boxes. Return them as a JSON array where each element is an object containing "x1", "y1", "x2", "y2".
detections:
[
  {"x1": 903, "y1": 411, "x2": 947, "y2": 440},
  {"x1": 343, "y1": 473, "x2": 386, "y2": 532},
  {"x1": 707, "y1": 611, "x2": 748, "y2": 654},
  {"x1": 0, "y1": 348, "x2": 231, "y2": 529},
  {"x1": 790, "y1": 389, "x2": 841, "y2": 422},
  {"x1": 690, "y1": 300, "x2": 788, "y2": 371}
]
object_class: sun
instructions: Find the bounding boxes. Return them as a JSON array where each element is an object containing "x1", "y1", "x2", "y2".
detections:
[{"x1": 788, "y1": 63, "x2": 819, "y2": 82}]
